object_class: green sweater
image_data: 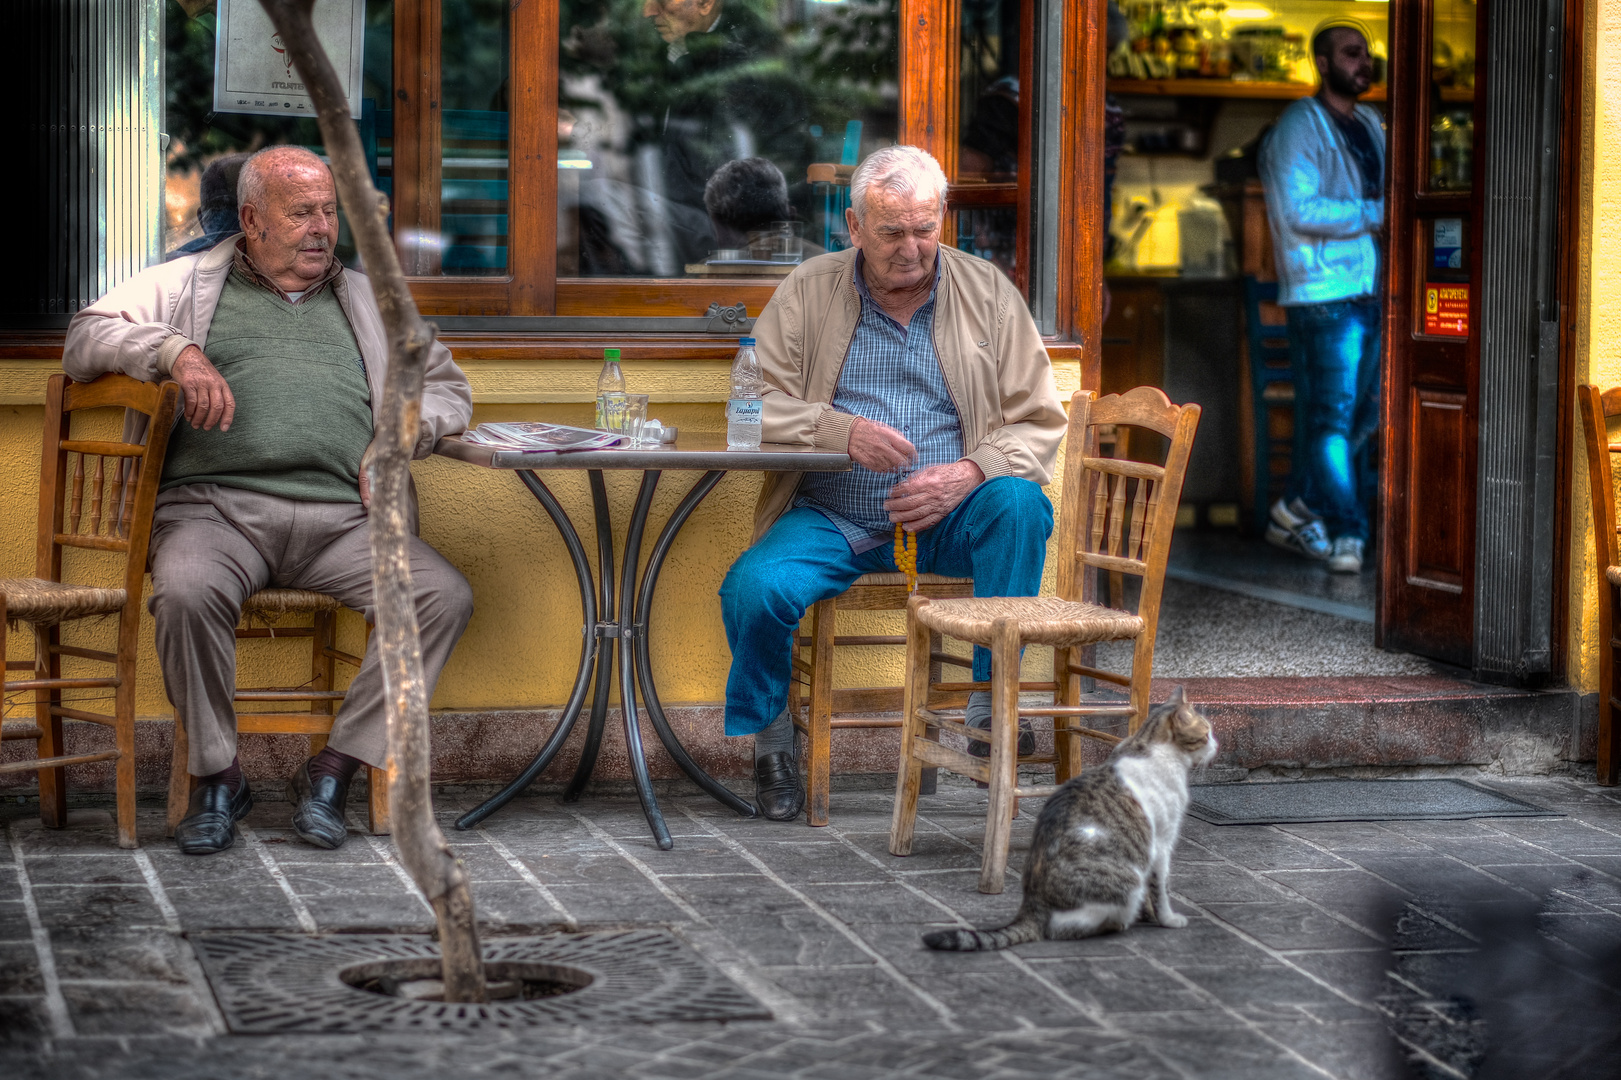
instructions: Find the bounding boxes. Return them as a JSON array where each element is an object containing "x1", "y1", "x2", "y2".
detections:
[{"x1": 161, "y1": 269, "x2": 373, "y2": 502}]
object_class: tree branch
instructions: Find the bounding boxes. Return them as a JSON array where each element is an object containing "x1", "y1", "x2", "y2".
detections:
[{"x1": 257, "y1": 0, "x2": 485, "y2": 1003}]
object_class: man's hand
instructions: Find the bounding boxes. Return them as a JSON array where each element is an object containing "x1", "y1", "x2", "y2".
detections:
[
  {"x1": 171, "y1": 346, "x2": 236, "y2": 431},
  {"x1": 884, "y1": 460, "x2": 985, "y2": 532},
  {"x1": 847, "y1": 416, "x2": 915, "y2": 473}
]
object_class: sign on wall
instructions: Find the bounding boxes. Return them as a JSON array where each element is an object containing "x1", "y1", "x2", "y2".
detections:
[
  {"x1": 213, "y1": 0, "x2": 365, "y2": 119},
  {"x1": 1423, "y1": 284, "x2": 1470, "y2": 338}
]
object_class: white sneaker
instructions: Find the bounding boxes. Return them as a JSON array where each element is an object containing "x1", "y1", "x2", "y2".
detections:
[
  {"x1": 1328, "y1": 536, "x2": 1364, "y2": 574},
  {"x1": 1265, "y1": 498, "x2": 1331, "y2": 561}
]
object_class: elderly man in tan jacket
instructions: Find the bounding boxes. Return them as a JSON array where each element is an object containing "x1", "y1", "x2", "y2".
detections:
[
  {"x1": 64, "y1": 146, "x2": 474, "y2": 856},
  {"x1": 720, "y1": 145, "x2": 1066, "y2": 821}
]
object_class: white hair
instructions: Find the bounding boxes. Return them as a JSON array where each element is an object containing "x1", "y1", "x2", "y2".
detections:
[
  {"x1": 849, "y1": 145, "x2": 948, "y2": 223},
  {"x1": 237, "y1": 145, "x2": 329, "y2": 211}
]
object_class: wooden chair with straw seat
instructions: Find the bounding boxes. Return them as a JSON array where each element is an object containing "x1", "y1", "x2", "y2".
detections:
[
  {"x1": 889, "y1": 386, "x2": 1200, "y2": 892},
  {"x1": 1577, "y1": 384, "x2": 1621, "y2": 786},
  {"x1": 791, "y1": 572, "x2": 976, "y2": 826},
  {"x1": 165, "y1": 589, "x2": 389, "y2": 835},
  {"x1": 0, "y1": 374, "x2": 181, "y2": 849}
]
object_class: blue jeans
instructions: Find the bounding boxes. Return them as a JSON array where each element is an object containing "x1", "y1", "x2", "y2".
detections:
[
  {"x1": 719, "y1": 476, "x2": 1054, "y2": 737},
  {"x1": 1286, "y1": 298, "x2": 1382, "y2": 543}
]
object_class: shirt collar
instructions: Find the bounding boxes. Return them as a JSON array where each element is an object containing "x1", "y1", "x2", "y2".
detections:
[
  {"x1": 852, "y1": 250, "x2": 942, "y2": 309},
  {"x1": 232, "y1": 238, "x2": 342, "y2": 304}
]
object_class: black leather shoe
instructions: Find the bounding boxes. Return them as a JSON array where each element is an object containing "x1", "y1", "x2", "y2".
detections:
[
  {"x1": 753, "y1": 751, "x2": 805, "y2": 822},
  {"x1": 288, "y1": 760, "x2": 351, "y2": 850},
  {"x1": 175, "y1": 780, "x2": 253, "y2": 855}
]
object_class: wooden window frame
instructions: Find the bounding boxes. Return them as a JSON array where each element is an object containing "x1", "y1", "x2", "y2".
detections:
[{"x1": 392, "y1": 0, "x2": 1103, "y2": 364}]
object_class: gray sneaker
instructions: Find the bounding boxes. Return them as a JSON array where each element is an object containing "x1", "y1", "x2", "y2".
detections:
[
  {"x1": 1265, "y1": 498, "x2": 1331, "y2": 560},
  {"x1": 1328, "y1": 536, "x2": 1364, "y2": 574}
]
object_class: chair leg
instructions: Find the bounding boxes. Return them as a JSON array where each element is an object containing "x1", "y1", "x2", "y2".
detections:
[
  {"x1": 35, "y1": 626, "x2": 67, "y2": 829},
  {"x1": 920, "y1": 630, "x2": 944, "y2": 797},
  {"x1": 308, "y1": 609, "x2": 337, "y2": 759},
  {"x1": 166, "y1": 716, "x2": 193, "y2": 837},
  {"x1": 805, "y1": 598, "x2": 835, "y2": 827},
  {"x1": 979, "y1": 619, "x2": 1021, "y2": 895},
  {"x1": 889, "y1": 598, "x2": 934, "y2": 857},
  {"x1": 114, "y1": 650, "x2": 138, "y2": 849},
  {"x1": 1051, "y1": 646, "x2": 1083, "y2": 784},
  {"x1": 367, "y1": 764, "x2": 392, "y2": 834}
]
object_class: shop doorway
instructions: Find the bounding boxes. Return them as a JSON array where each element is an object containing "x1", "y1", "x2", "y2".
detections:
[{"x1": 1096, "y1": 0, "x2": 1558, "y2": 683}]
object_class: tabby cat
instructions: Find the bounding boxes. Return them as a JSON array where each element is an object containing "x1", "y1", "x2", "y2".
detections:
[{"x1": 923, "y1": 686, "x2": 1217, "y2": 951}]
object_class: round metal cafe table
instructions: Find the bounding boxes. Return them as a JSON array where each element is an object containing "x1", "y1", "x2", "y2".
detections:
[{"x1": 434, "y1": 432, "x2": 851, "y2": 849}]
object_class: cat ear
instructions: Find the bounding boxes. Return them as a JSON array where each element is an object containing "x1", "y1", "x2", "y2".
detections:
[{"x1": 1169, "y1": 685, "x2": 1187, "y2": 707}]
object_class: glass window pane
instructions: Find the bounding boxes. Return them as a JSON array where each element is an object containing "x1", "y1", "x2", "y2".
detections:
[
  {"x1": 955, "y1": 208, "x2": 1016, "y2": 277},
  {"x1": 162, "y1": 0, "x2": 394, "y2": 264},
  {"x1": 558, "y1": 0, "x2": 900, "y2": 279},
  {"x1": 959, "y1": 0, "x2": 1019, "y2": 182},
  {"x1": 435, "y1": 0, "x2": 510, "y2": 276},
  {"x1": 1428, "y1": 0, "x2": 1476, "y2": 193}
]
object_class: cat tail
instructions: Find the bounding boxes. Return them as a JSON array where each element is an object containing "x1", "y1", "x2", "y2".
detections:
[{"x1": 921, "y1": 904, "x2": 1046, "y2": 952}]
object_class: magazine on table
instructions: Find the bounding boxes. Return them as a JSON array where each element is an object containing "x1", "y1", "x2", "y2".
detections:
[{"x1": 463, "y1": 422, "x2": 625, "y2": 452}]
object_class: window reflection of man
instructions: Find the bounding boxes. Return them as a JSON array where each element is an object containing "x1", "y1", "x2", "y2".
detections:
[
  {"x1": 628, "y1": 0, "x2": 808, "y2": 270},
  {"x1": 643, "y1": 0, "x2": 722, "y2": 60}
]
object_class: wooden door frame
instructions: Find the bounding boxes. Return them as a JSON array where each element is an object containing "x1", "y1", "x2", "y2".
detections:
[
  {"x1": 1377, "y1": 0, "x2": 1483, "y2": 666},
  {"x1": 1379, "y1": 0, "x2": 1585, "y2": 681}
]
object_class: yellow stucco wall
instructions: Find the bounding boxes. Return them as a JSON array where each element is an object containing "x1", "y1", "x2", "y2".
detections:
[
  {"x1": 0, "y1": 355, "x2": 1081, "y2": 721},
  {"x1": 1570, "y1": 0, "x2": 1618, "y2": 693}
]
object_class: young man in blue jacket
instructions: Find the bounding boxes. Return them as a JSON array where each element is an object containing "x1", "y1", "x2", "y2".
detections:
[{"x1": 1259, "y1": 24, "x2": 1385, "y2": 574}]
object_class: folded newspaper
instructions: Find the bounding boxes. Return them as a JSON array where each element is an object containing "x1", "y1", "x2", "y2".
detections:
[{"x1": 463, "y1": 422, "x2": 625, "y2": 452}]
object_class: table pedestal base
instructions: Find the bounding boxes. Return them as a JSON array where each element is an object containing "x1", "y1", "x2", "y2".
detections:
[{"x1": 454, "y1": 468, "x2": 757, "y2": 848}]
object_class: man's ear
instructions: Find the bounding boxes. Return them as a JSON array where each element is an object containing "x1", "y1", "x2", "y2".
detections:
[{"x1": 238, "y1": 202, "x2": 257, "y2": 235}]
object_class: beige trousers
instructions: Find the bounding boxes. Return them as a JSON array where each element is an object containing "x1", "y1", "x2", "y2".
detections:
[{"x1": 147, "y1": 484, "x2": 474, "y2": 775}]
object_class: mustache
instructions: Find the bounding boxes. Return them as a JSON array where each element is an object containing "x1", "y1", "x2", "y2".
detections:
[{"x1": 299, "y1": 235, "x2": 334, "y2": 252}]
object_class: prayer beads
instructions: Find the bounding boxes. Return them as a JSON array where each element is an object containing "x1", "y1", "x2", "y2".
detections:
[{"x1": 893, "y1": 524, "x2": 918, "y2": 593}]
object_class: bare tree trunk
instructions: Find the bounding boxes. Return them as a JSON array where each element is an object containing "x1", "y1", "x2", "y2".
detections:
[{"x1": 259, "y1": 0, "x2": 485, "y2": 1003}]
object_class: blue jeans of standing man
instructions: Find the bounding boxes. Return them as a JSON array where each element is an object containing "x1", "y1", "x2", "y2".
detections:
[
  {"x1": 1286, "y1": 298, "x2": 1382, "y2": 543},
  {"x1": 719, "y1": 476, "x2": 1054, "y2": 737}
]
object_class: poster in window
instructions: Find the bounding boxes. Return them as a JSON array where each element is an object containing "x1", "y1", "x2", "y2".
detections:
[
  {"x1": 214, "y1": 0, "x2": 366, "y2": 119},
  {"x1": 1424, "y1": 284, "x2": 1469, "y2": 337}
]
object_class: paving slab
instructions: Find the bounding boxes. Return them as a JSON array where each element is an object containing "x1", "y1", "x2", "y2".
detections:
[{"x1": 4, "y1": 777, "x2": 1621, "y2": 1078}]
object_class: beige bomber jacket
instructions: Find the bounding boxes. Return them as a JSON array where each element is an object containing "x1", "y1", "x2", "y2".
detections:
[
  {"x1": 63, "y1": 235, "x2": 473, "y2": 459},
  {"x1": 750, "y1": 245, "x2": 1067, "y2": 542}
]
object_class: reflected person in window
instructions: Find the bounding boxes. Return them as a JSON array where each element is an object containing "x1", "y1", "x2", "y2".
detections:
[
  {"x1": 1258, "y1": 25, "x2": 1385, "y2": 575},
  {"x1": 717, "y1": 146, "x2": 1067, "y2": 821},
  {"x1": 635, "y1": 0, "x2": 810, "y2": 268},
  {"x1": 64, "y1": 147, "x2": 475, "y2": 856}
]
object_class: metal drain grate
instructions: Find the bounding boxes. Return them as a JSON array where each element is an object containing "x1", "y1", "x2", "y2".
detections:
[{"x1": 192, "y1": 929, "x2": 770, "y2": 1033}]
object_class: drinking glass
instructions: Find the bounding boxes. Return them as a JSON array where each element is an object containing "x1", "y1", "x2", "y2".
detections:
[{"x1": 623, "y1": 394, "x2": 650, "y2": 445}]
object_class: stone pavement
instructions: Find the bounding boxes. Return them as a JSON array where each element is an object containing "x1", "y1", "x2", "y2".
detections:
[{"x1": 3, "y1": 775, "x2": 1621, "y2": 1079}]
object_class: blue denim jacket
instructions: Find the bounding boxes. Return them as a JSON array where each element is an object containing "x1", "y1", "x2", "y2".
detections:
[{"x1": 1259, "y1": 96, "x2": 1386, "y2": 305}]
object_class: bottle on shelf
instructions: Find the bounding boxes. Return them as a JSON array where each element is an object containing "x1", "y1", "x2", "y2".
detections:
[
  {"x1": 595, "y1": 347, "x2": 625, "y2": 431},
  {"x1": 727, "y1": 337, "x2": 764, "y2": 450}
]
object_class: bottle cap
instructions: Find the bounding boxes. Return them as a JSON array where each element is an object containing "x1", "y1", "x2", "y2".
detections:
[
  {"x1": 604, "y1": 348, "x2": 621, "y2": 360},
  {"x1": 739, "y1": 337, "x2": 756, "y2": 346}
]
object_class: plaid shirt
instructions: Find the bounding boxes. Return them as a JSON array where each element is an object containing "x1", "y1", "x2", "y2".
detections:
[{"x1": 795, "y1": 255, "x2": 964, "y2": 553}]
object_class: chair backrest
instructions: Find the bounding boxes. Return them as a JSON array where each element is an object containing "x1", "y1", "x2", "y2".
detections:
[
  {"x1": 1579, "y1": 384, "x2": 1621, "y2": 573},
  {"x1": 1055, "y1": 386, "x2": 1201, "y2": 614},
  {"x1": 37, "y1": 374, "x2": 182, "y2": 606}
]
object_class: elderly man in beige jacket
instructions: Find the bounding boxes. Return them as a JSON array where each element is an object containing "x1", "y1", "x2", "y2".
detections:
[
  {"x1": 64, "y1": 146, "x2": 474, "y2": 856},
  {"x1": 719, "y1": 145, "x2": 1066, "y2": 822}
]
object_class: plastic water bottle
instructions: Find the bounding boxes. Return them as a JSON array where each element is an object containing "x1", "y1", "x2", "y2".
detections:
[
  {"x1": 595, "y1": 347, "x2": 625, "y2": 431},
  {"x1": 727, "y1": 337, "x2": 763, "y2": 450}
]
